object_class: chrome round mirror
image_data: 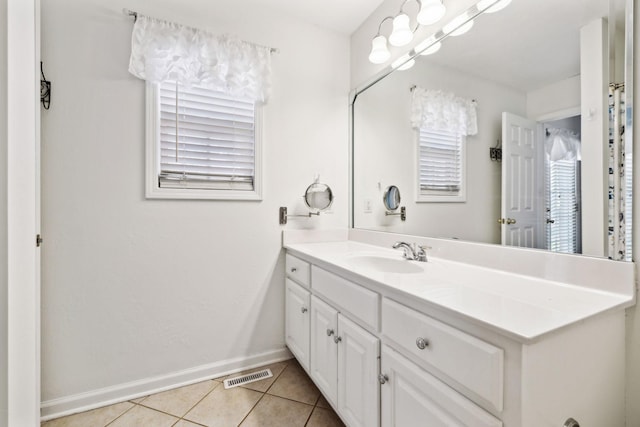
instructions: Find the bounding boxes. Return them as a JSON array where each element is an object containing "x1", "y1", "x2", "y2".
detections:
[
  {"x1": 304, "y1": 182, "x2": 333, "y2": 211},
  {"x1": 383, "y1": 185, "x2": 401, "y2": 211}
]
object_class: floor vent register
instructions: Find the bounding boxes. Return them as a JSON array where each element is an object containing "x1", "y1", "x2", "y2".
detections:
[{"x1": 223, "y1": 368, "x2": 273, "y2": 389}]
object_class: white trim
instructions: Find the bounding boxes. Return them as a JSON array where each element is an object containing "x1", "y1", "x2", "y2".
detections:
[
  {"x1": 7, "y1": 0, "x2": 41, "y2": 425},
  {"x1": 40, "y1": 347, "x2": 292, "y2": 421},
  {"x1": 144, "y1": 83, "x2": 263, "y2": 201},
  {"x1": 535, "y1": 106, "x2": 581, "y2": 123}
]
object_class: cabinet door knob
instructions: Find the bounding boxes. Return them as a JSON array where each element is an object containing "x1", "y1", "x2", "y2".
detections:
[
  {"x1": 563, "y1": 418, "x2": 580, "y2": 427},
  {"x1": 301, "y1": 307, "x2": 308, "y2": 313},
  {"x1": 416, "y1": 337, "x2": 429, "y2": 350},
  {"x1": 334, "y1": 336, "x2": 342, "y2": 344},
  {"x1": 290, "y1": 267, "x2": 297, "y2": 273},
  {"x1": 378, "y1": 374, "x2": 389, "y2": 384},
  {"x1": 326, "y1": 329, "x2": 335, "y2": 337}
]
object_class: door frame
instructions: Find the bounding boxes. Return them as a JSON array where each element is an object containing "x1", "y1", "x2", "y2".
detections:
[{"x1": 7, "y1": 0, "x2": 41, "y2": 425}]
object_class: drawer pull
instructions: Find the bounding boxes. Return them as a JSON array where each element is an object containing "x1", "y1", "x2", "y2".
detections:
[
  {"x1": 378, "y1": 374, "x2": 389, "y2": 385},
  {"x1": 326, "y1": 329, "x2": 335, "y2": 337},
  {"x1": 416, "y1": 337, "x2": 429, "y2": 350},
  {"x1": 290, "y1": 267, "x2": 297, "y2": 273},
  {"x1": 301, "y1": 307, "x2": 308, "y2": 314},
  {"x1": 334, "y1": 336, "x2": 342, "y2": 344}
]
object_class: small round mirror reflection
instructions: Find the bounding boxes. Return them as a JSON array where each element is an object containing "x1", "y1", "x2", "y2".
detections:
[
  {"x1": 304, "y1": 182, "x2": 333, "y2": 211},
  {"x1": 383, "y1": 185, "x2": 401, "y2": 211}
]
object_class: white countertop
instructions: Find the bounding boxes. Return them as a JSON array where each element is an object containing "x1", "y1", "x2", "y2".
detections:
[{"x1": 285, "y1": 240, "x2": 635, "y2": 343}]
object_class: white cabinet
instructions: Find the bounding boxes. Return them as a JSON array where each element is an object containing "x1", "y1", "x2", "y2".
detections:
[
  {"x1": 310, "y1": 296, "x2": 338, "y2": 403},
  {"x1": 337, "y1": 314, "x2": 379, "y2": 427},
  {"x1": 382, "y1": 298, "x2": 503, "y2": 412},
  {"x1": 285, "y1": 248, "x2": 627, "y2": 427},
  {"x1": 381, "y1": 345, "x2": 502, "y2": 427},
  {"x1": 285, "y1": 279, "x2": 310, "y2": 370},
  {"x1": 310, "y1": 295, "x2": 380, "y2": 427}
]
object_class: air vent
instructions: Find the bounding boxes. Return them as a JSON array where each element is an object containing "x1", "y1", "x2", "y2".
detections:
[{"x1": 223, "y1": 369, "x2": 273, "y2": 389}]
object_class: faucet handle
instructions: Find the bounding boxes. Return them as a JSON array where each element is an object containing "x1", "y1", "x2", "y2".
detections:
[{"x1": 416, "y1": 245, "x2": 431, "y2": 262}]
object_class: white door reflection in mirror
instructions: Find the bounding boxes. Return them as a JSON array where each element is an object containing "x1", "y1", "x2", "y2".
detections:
[{"x1": 501, "y1": 112, "x2": 540, "y2": 248}]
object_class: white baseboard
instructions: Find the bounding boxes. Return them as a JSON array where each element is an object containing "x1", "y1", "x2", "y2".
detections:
[{"x1": 40, "y1": 347, "x2": 293, "y2": 421}]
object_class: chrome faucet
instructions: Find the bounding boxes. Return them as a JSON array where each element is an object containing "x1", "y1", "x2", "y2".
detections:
[{"x1": 392, "y1": 242, "x2": 429, "y2": 262}]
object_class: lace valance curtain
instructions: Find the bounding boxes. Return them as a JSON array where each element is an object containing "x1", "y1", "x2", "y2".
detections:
[
  {"x1": 128, "y1": 15, "x2": 272, "y2": 103},
  {"x1": 410, "y1": 87, "x2": 478, "y2": 136}
]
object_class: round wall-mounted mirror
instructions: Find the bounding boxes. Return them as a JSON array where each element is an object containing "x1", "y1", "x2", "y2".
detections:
[
  {"x1": 304, "y1": 182, "x2": 333, "y2": 211},
  {"x1": 383, "y1": 185, "x2": 401, "y2": 211}
]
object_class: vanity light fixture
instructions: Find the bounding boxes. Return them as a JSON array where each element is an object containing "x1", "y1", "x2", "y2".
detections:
[
  {"x1": 417, "y1": 0, "x2": 446, "y2": 25},
  {"x1": 415, "y1": 38, "x2": 442, "y2": 55},
  {"x1": 368, "y1": 0, "x2": 447, "y2": 64},
  {"x1": 389, "y1": 13, "x2": 414, "y2": 46},
  {"x1": 443, "y1": 13, "x2": 474, "y2": 36},
  {"x1": 369, "y1": 34, "x2": 392, "y2": 64},
  {"x1": 477, "y1": 0, "x2": 512, "y2": 13},
  {"x1": 392, "y1": 54, "x2": 416, "y2": 71}
]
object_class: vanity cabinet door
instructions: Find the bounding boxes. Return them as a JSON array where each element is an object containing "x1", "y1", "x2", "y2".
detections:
[
  {"x1": 285, "y1": 279, "x2": 310, "y2": 371},
  {"x1": 337, "y1": 315, "x2": 380, "y2": 427},
  {"x1": 310, "y1": 296, "x2": 339, "y2": 406},
  {"x1": 381, "y1": 346, "x2": 502, "y2": 427}
]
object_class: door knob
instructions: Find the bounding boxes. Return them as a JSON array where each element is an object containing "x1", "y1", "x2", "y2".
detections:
[
  {"x1": 506, "y1": 218, "x2": 516, "y2": 225},
  {"x1": 334, "y1": 336, "x2": 342, "y2": 344},
  {"x1": 378, "y1": 374, "x2": 389, "y2": 384},
  {"x1": 497, "y1": 218, "x2": 505, "y2": 224},
  {"x1": 546, "y1": 218, "x2": 555, "y2": 224},
  {"x1": 301, "y1": 307, "x2": 308, "y2": 313},
  {"x1": 326, "y1": 329, "x2": 334, "y2": 336}
]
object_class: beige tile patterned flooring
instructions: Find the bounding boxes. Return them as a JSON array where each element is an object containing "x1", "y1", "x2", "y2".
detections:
[{"x1": 42, "y1": 359, "x2": 345, "y2": 427}]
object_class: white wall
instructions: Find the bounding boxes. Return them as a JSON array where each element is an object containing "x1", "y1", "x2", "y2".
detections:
[
  {"x1": 353, "y1": 59, "x2": 526, "y2": 244},
  {"x1": 526, "y1": 75, "x2": 581, "y2": 120},
  {"x1": 0, "y1": 0, "x2": 7, "y2": 424},
  {"x1": 40, "y1": 0, "x2": 349, "y2": 416}
]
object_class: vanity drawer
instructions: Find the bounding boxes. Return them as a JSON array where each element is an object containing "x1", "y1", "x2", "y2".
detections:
[
  {"x1": 382, "y1": 298, "x2": 504, "y2": 412},
  {"x1": 312, "y1": 266, "x2": 379, "y2": 331},
  {"x1": 286, "y1": 254, "x2": 311, "y2": 287}
]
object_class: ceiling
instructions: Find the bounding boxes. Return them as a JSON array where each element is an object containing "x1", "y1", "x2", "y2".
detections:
[{"x1": 246, "y1": 0, "x2": 386, "y2": 35}]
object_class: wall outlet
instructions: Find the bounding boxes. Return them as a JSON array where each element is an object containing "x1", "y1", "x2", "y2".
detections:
[{"x1": 364, "y1": 198, "x2": 373, "y2": 213}]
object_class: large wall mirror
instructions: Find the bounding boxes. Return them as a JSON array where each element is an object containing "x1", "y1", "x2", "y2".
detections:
[{"x1": 352, "y1": 0, "x2": 634, "y2": 261}]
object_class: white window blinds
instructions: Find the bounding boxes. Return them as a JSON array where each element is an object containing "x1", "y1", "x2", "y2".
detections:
[
  {"x1": 418, "y1": 127, "x2": 463, "y2": 197},
  {"x1": 158, "y1": 82, "x2": 256, "y2": 190},
  {"x1": 546, "y1": 159, "x2": 579, "y2": 254}
]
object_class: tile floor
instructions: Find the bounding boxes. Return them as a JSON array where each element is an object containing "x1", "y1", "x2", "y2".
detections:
[{"x1": 42, "y1": 359, "x2": 345, "y2": 427}]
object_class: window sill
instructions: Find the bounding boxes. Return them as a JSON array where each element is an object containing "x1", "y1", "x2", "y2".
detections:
[{"x1": 145, "y1": 185, "x2": 262, "y2": 201}]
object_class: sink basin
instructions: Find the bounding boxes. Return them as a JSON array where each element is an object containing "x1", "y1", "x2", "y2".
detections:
[{"x1": 345, "y1": 255, "x2": 424, "y2": 274}]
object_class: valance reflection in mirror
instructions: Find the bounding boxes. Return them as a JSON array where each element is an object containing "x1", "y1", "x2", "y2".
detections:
[{"x1": 352, "y1": 0, "x2": 632, "y2": 261}]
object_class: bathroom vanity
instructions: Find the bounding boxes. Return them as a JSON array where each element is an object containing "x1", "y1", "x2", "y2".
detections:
[{"x1": 283, "y1": 231, "x2": 635, "y2": 427}]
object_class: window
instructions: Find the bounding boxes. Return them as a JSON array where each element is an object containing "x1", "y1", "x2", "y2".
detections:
[
  {"x1": 545, "y1": 158, "x2": 580, "y2": 254},
  {"x1": 146, "y1": 81, "x2": 262, "y2": 200},
  {"x1": 417, "y1": 127, "x2": 466, "y2": 202}
]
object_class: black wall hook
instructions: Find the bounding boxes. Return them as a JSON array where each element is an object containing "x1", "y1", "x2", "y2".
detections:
[{"x1": 40, "y1": 61, "x2": 51, "y2": 110}]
